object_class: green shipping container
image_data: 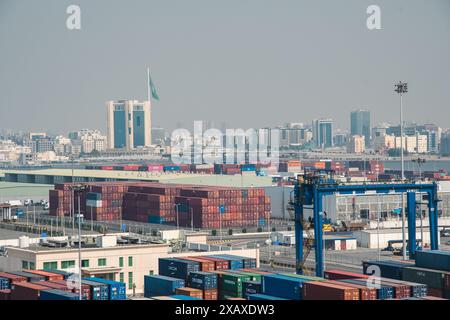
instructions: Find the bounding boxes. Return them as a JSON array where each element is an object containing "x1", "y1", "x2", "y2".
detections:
[
  {"x1": 228, "y1": 271, "x2": 262, "y2": 282},
  {"x1": 220, "y1": 273, "x2": 251, "y2": 294},
  {"x1": 220, "y1": 291, "x2": 241, "y2": 300},
  {"x1": 402, "y1": 267, "x2": 446, "y2": 289}
]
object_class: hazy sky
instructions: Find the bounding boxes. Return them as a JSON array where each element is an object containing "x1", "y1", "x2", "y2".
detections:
[{"x1": 1, "y1": 0, "x2": 449, "y2": 135}]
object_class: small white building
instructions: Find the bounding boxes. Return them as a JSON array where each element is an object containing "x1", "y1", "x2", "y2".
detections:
[{"x1": 353, "y1": 228, "x2": 439, "y2": 249}]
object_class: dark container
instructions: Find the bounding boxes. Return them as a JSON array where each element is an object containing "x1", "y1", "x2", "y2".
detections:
[
  {"x1": 144, "y1": 275, "x2": 185, "y2": 298},
  {"x1": 10, "y1": 282, "x2": 50, "y2": 300},
  {"x1": 402, "y1": 266, "x2": 448, "y2": 289},
  {"x1": 362, "y1": 260, "x2": 410, "y2": 280},
  {"x1": 415, "y1": 250, "x2": 450, "y2": 272},
  {"x1": 0, "y1": 277, "x2": 10, "y2": 290},
  {"x1": 0, "y1": 289, "x2": 11, "y2": 301},
  {"x1": 88, "y1": 277, "x2": 127, "y2": 300},
  {"x1": 187, "y1": 271, "x2": 218, "y2": 290},
  {"x1": 39, "y1": 289, "x2": 80, "y2": 300},
  {"x1": 243, "y1": 280, "x2": 262, "y2": 299},
  {"x1": 262, "y1": 274, "x2": 305, "y2": 300},
  {"x1": 158, "y1": 258, "x2": 200, "y2": 280},
  {"x1": 178, "y1": 257, "x2": 215, "y2": 272}
]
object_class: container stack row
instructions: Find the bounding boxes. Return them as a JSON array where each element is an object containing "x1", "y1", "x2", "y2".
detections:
[
  {"x1": 49, "y1": 182, "x2": 271, "y2": 228},
  {"x1": 0, "y1": 269, "x2": 126, "y2": 301},
  {"x1": 363, "y1": 250, "x2": 450, "y2": 299}
]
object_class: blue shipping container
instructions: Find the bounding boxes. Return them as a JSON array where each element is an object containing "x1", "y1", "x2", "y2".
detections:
[
  {"x1": 188, "y1": 272, "x2": 218, "y2": 290},
  {"x1": 82, "y1": 279, "x2": 109, "y2": 300},
  {"x1": 248, "y1": 294, "x2": 288, "y2": 301},
  {"x1": 159, "y1": 258, "x2": 200, "y2": 280},
  {"x1": 86, "y1": 192, "x2": 102, "y2": 201},
  {"x1": 219, "y1": 254, "x2": 256, "y2": 269},
  {"x1": 262, "y1": 274, "x2": 305, "y2": 300},
  {"x1": 88, "y1": 277, "x2": 126, "y2": 300},
  {"x1": 40, "y1": 289, "x2": 80, "y2": 300},
  {"x1": 144, "y1": 275, "x2": 185, "y2": 298},
  {"x1": 0, "y1": 277, "x2": 10, "y2": 290},
  {"x1": 415, "y1": 250, "x2": 450, "y2": 272},
  {"x1": 163, "y1": 166, "x2": 181, "y2": 172}
]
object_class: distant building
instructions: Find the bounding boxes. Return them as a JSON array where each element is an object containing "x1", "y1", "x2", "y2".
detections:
[
  {"x1": 151, "y1": 127, "x2": 166, "y2": 145},
  {"x1": 333, "y1": 132, "x2": 348, "y2": 147},
  {"x1": 347, "y1": 135, "x2": 365, "y2": 154},
  {"x1": 106, "y1": 100, "x2": 151, "y2": 150},
  {"x1": 350, "y1": 110, "x2": 371, "y2": 145},
  {"x1": 441, "y1": 133, "x2": 450, "y2": 156},
  {"x1": 70, "y1": 129, "x2": 107, "y2": 154},
  {"x1": 312, "y1": 119, "x2": 333, "y2": 149},
  {"x1": 23, "y1": 134, "x2": 54, "y2": 153}
]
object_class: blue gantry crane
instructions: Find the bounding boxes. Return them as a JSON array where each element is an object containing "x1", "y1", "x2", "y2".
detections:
[{"x1": 292, "y1": 170, "x2": 440, "y2": 277}]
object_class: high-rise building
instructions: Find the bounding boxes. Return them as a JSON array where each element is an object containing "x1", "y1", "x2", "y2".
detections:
[
  {"x1": 106, "y1": 100, "x2": 151, "y2": 150},
  {"x1": 312, "y1": 119, "x2": 333, "y2": 149},
  {"x1": 441, "y1": 133, "x2": 450, "y2": 156},
  {"x1": 350, "y1": 110, "x2": 371, "y2": 145},
  {"x1": 347, "y1": 135, "x2": 365, "y2": 154}
]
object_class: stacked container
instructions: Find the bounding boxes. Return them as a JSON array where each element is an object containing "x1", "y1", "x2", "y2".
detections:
[
  {"x1": 158, "y1": 258, "x2": 200, "y2": 280},
  {"x1": 81, "y1": 279, "x2": 109, "y2": 300},
  {"x1": 262, "y1": 274, "x2": 305, "y2": 300},
  {"x1": 88, "y1": 277, "x2": 126, "y2": 300},
  {"x1": 144, "y1": 275, "x2": 185, "y2": 298},
  {"x1": 175, "y1": 288, "x2": 203, "y2": 299},
  {"x1": 39, "y1": 289, "x2": 80, "y2": 300},
  {"x1": 302, "y1": 281, "x2": 359, "y2": 300}
]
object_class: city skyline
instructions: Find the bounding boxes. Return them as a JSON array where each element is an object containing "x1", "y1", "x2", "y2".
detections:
[{"x1": 1, "y1": 0, "x2": 449, "y2": 134}]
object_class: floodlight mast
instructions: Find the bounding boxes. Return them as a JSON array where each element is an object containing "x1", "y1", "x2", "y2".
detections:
[{"x1": 395, "y1": 81, "x2": 408, "y2": 260}]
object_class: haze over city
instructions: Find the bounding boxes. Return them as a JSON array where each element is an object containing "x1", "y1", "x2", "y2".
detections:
[{"x1": 1, "y1": 0, "x2": 450, "y2": 134}]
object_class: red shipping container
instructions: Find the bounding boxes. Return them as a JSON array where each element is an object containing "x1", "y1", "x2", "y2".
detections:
[
  {"x1": 197, "y1": 256, "x2": 229, "y2": 270},
  {"x1": 175, "y1": 287, "x2": 203, "y2": 299},
  {"x1": 10, "y1": 282, "x2": 50, "y2": 300},
  {"x1": 22, "y1": 269, "x2": 64, "y2": 282},
  {"x1": 427, "y1": 287, "x2": 443, "y2": 298},
  {"x1": 0, "y1": 272, "x2": 27, "y2": 285},
  {"x1": 178, "y1": 257, "x2": 215, "y2": 272},
  {"x1": 324, "y1": 269, "x2": 369, "y2": 281},
  {"x1": 203, "y1": 288, "x2": 218, "y2": 300},
  {"x1": 327, "y1": 280, "x2": 377, "y2": 300},
  {"x1": 302, "y1": 281, "x2": 360, "y2": 300}
]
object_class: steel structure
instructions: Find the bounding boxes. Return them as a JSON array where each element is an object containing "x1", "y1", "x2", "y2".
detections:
[{"x1": 292, "y1": 170, "x2": 440, "y2": 277}]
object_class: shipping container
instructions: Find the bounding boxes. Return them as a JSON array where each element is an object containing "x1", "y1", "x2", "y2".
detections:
[
  {"x1": 0, "y1": 272, "x2": 27, "y2": 286},
  {"x1": 6, "y1": 271, "x2": 46, "y2": 283},
  {"x1": 188, "y1": 271, "x2": 218, "y2": 290},
  {"x1": 324, "y1": 269, "x2": 369, "y2": 281},
  {"x1": 88, "y1": 277, "x2": 126, "y2": 300},
  {"x1": 159, "y1": 258, "x2": 200, "y2": 280},
  {"x1": 262, "y1": 274, "x2": 306, "y2": 300},
  {"x1": 179, "y1": 257, "x2": 215, "y2": 272},
  {"x1": 43, "y1": 269, "x2": 72, "y2": 280},
  {"x1": 0, "y1": 277, "x2": 10, "y2": 290},
  {"x1": 197, "y1": 256, "x2": 229, "y2": 270},
  {"x1": 248, "y1": 294, "x2": 288, "y2": 300},
  {"x1": 169, "y1": 295, "x2": 202, "y2": 300},
  {"x1": 39, "y1": 289, "x2": 80, "y2": 300},
  {"x1": 208, "y1": 255, "x2": 244, "y2": 270},
  {"x1": 363, "y1": 260, "x2": 413, "y2": 280},
  {"x1": 214, "y1": 271, "x2": 251, "y2": 297},
  {"x1": 203, "y1": 288, "x2": 218, "y2": 300},
  {"x1": 49, "y1": 279, "x2": 91, "y2": 300},
  {"x1": 242, "y1": 280, "x2": 261, "y2": 299},
  {"x1": 302, "y1": 281, "x2": 359, "y2": 300},
  {"x1": 175, "y1": 287, "x2": 203, "y2": 299},
  {"x1": 402, "y1": 266, "x2": 448, "y2": 289},
  {"x1": 22, "y1": 269, "x2": 65, "y2": 281},
  {"x1": 415, "y1": 250, "x2": 450, "y2": 272},
  {"x1": 327, "y1": 280, "x2": 377, "y2": 300},
  {"x1": 10, "y1": 282, "x2": 50, "y2": 300},
  {"x1": 81, "y1": 279, "x2": 109, "y2": 300},
  {"x1": 340, "y1": 279, "x2": 394, "y2": 300},
  {"x1": 144, "y1": 275, "x2": 185, "y2": 298}
]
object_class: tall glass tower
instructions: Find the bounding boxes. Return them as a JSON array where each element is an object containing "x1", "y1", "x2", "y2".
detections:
[{"x1": 350, "y1": 110, "x2": 371, "y2": 145}]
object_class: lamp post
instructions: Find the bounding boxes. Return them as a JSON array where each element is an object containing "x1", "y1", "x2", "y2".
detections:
[
  {"x1": 174, "y1": 204, "x2": 181, "y2": 230},
  {"x1": 69, "y1": 184, "x2": 87, "y2": 300},
  {"x1": 395, "y1": 81, "x2": 408, "y2": 260},
  {"x1": 412, "y1": 158, "x2": 426, "y2": 181}
]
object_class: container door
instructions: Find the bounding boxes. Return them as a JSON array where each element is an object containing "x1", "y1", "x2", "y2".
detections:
[{"x1": 341, "y1": 240, "x2": 346, "y2": 251}]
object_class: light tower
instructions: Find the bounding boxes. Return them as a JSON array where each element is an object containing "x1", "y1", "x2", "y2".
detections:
[{"x1": 395, "y1": 81, "x2": 408, "y2": 260}]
